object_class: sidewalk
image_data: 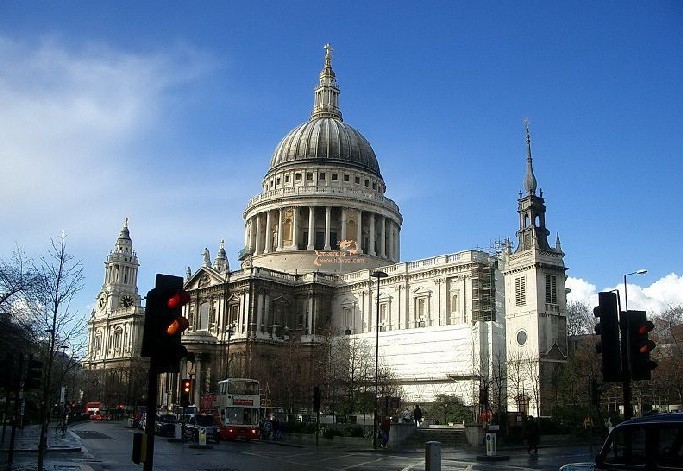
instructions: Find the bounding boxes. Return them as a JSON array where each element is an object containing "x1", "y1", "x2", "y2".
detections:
[{"x1": 0, "y1": 422, "x2": 89, "y2": 471}]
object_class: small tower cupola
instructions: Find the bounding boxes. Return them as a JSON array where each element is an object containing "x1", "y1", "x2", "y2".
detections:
[{"x1": 311, "y1": 43, "x2": 342, "y2": 120}]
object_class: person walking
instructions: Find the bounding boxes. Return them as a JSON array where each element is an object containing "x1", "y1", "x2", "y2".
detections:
[
  {"x1": 380, "y1": 416, "x2": 391, "y2": 448},
  {"x1": 525, "y1": 415, "x2": 540, "y2": 454},
  {"x1": 413, "y1": 405, "x2": 423, "y2": 427}
]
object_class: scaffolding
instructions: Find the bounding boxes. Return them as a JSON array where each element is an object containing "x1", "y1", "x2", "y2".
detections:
[{"x1": 471, "y1": 261, "x2": 496, "y2": 322}]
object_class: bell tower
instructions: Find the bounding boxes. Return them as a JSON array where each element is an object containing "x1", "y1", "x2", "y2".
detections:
[
  {"x1": 85, "y1": 219, "x2": 145, "y2": 365},
  {"x1": 95, "y1": 218, "x2": 141, "y2": 314},
  {"x1": 503, "y1": 121, "x2": 567, "y2": 417}
]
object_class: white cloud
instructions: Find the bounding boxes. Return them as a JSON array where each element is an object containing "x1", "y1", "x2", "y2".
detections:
[
  {"x1": 566, "y1": 274, "x2": 683, "y2": 315},
  {"x1": 566, "y1": 277, "x2": 597, "y2": 305},
  {"x1": 0, "y1": 36, "x2": 213, "y2": 249}
]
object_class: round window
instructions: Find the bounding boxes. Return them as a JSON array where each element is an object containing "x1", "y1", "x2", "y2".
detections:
[{"x1": 516, "y1": 330, "x2": 528, "y2": 346}]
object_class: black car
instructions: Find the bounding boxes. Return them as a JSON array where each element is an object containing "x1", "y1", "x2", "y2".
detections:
[
  {"x1": 560, "y1": 413, "x2": 683, "y2": 470},
  {"x1": 155, "y1": 413, "x2": 178, "y2": 437},
  {"x1": 183, "y1": 413, "x2": 220, "y2": 444}
]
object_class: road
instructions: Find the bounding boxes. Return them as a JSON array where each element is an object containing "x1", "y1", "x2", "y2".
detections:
[{"x1": 59, "y1": 421, "x2": 597, "y2": 470}]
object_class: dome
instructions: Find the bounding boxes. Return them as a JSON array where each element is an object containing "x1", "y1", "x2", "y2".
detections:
[
  {"x1": 269, "y1": 117, "x2": 381, "y2": 176},
  {"x1": 267, "y1": 44, "x2": 381, "y2": 178}
]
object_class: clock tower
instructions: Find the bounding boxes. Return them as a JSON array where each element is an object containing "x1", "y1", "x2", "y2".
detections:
[{"x1": 83, "y1": 219, "x2": 147, "y2": 407}]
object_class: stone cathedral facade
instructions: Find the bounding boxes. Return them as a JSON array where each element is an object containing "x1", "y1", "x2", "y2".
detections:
[{"x1": 85, "y1": 46, "x2": 568, "y2": 418}]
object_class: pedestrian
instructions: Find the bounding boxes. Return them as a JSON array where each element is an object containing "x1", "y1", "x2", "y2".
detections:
[
  {"x1": 413, "y1": 405, "x2": 423, "y2": 427},
  {"x1": 402, "y1": 407, "x2": 411, "y2": 424},
  {"x1": 525, "y1": 415, "x2": 540, "y2": 454},
  {"x1": 380, "y1": 416, "x2": 391, "y2": 448}
]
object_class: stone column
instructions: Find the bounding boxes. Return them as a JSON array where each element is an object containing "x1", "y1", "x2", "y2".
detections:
[
  {"x1": 291, "y1": 206, "x2": 299, "y2": 250},
  {"x1": 341, "y1": 207, "x2": 347, "y2": 241},
  {"x1": 264, "y1": 210, "x2": 273, "y2": 253},
  {"x1": 194, "y1": 356, "x2": 202, "y2": 406},
  {"x1": 256, "y1": 292, "x2": 264, "y2": 334},
  {"x1": 307, "y1": 207, "x2": 315, "y2": 250},
  {"x1": 277, "y1": 208, "x2": 284, "y2": 251},
  {"x1": 324, "y1": 206, "x2": 331, "y2": 250},
  {"x1": 386, "y1": 220, "x2": 392, "y2": 260},
  {"x1": 356, "y1": 210, "x2": 363, "y2": 254},
  {"x1": 369, "y1": 213, "x2": 376, "y2": 256},
  {"x1": 244, "y1": 218, "x2": 251, "y2": 251},
  {"x1": 255, "y1": 214, "x2": 263, "y2": 255},
  {"x1": 380, "y1": 215, "x2": 386, "y2": 258}
]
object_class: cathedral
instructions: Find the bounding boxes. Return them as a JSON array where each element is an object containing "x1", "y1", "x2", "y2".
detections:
[{"x1": 83, "y1": 45, "x2": 568, "y2": 418}]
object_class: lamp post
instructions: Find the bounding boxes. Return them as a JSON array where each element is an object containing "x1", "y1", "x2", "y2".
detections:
[
  {"x1": 623, "y1": 269, "x2": 647, "y2": 312},
  {"x1": 225, "y1": 324, "x2": 235, "y2": 380},
  {"x1": 621, "y1": 268, "x2": 647, "y2": 420},
  {"x1": 371, "y1": 270, "x2": 388, "y2": 450}
]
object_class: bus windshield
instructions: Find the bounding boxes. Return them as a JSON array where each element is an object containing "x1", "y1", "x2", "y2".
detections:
[
  {"x1": 227, "y1": 380, "x2": 259, "y2": 395},
  {"x1": 223, "y1": 407, "x2": 259, "y2": 426}
]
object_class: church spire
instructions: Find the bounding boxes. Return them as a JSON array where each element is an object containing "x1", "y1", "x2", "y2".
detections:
[
  {"x1": 311, "y1": 43, "x2": 342, "y2": 120},
  {"x1": 515, "y1": 120, "x2": 550, "y2": 252},
  {"x1": 524, "y1": 118, "x2": 538, "y2": 196}
]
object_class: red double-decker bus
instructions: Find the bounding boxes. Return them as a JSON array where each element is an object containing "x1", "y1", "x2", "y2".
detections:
[{"x1": 214, "y1": 378, "x2": 261, "y2": 440}]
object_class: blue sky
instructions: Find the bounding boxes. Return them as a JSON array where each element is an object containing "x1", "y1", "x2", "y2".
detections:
[{"x1": 1, "y1": 1, "x2": 682, "y2": 321}]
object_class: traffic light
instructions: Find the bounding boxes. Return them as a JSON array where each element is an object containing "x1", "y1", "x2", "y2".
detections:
[
  {"x1": 180, "y1": 378, "x2": 193, "y2": 407},
  {"x1": 627, "y1": 310, "x2": 657, "y2": 381},
  {"x1": 593, "y1": 291, "x2": 622, "y2": 382},
  {"x1": 590, "y1": 377, "x2": 602, "y2": 408},
  {"x1": 479, "y1": 386, "x2": 489, "y2": 406},
  {"x1": 141, "y1": 274, "x2": 191, "y2": 373},
  {"x1": 25, "y1": 356, "x2": 44, "y2": 390}
]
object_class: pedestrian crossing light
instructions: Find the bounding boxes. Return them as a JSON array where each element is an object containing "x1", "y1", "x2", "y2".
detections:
[
  {"x1": 141, "y1": 274, "x2": 191, "y2": 373},
  {"x1": 627, "y1": 310, "x2": 657, "y2": 381},
  {"x1": 25, "y1": 356, "x2": 44, "y2": 390}
]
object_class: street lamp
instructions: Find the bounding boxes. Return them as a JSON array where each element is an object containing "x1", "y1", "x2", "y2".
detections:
[
  {"x1": 225, "y1": 324, "x2": 235, "y2": 380},
  {"x1": 623, "y1": 269, "x2": 647, "y2": 312},
  {"x1": 371, "y1": 270, "x2": 388, "y2": 450}
]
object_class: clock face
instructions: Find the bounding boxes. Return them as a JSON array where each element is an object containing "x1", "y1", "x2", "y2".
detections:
[{"x1": 121, "y1": 294, "x2": 134, "y2": 308}]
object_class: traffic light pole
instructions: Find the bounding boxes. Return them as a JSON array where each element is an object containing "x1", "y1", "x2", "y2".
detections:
[
  {"x1": 619, "y1": 310, "x2": 633, "y2": 420},
  {"x1": 143, "y1": 365, "x2": 158, "y2": 471}
]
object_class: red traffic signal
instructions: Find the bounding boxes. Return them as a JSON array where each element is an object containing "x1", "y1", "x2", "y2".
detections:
[
  {"x1": 628, "y1": 310, "x2": 657, "y2": 381},
  {"x1": 141, "y1": 274, "x2": 191, "y2": 373}
]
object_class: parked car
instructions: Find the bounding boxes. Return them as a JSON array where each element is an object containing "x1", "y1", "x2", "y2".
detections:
[
  {"x1": 155, "y1": 413, "x2": 178, "y2": 437},
  {"x1": 183, "y1": 413, "x2": 220, "y2": 444},
  {"x1": 559, "y1": 413, "x2": 683, "y2": 470}
]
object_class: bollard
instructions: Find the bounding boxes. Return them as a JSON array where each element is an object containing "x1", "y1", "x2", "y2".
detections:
[
  {"x1": 485, "y1": 432, "x2": 497, "y2": 456},
  {"x1": 425, "y1": 440, "x2": 441, "y2": 471}
]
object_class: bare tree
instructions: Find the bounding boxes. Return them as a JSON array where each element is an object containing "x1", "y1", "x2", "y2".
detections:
[
  {"x1": 0, "y1": 246, "x2": 42, "y2": 312},
  {"x1": 567, "y1": 301, "x2": 595, "y2": 337},
  {"x1": 28, "y1": 235, "x2": 85, "y2": 471},
  {"x1": 651, "y1": 305, "x2": 683, "y2": 410}
]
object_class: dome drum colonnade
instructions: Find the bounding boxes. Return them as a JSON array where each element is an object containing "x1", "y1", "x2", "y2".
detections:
[{"x1": 242, "y1": 43, "x2": 402, "y2": 272}]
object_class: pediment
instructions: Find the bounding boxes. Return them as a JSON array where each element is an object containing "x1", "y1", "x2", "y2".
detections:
[
  {"x1": 543, "y1": 342, "x2": 567, "y2": 360},
  {"x1": 185, "y1": 267, "x2": 227, "y2": 291}
]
